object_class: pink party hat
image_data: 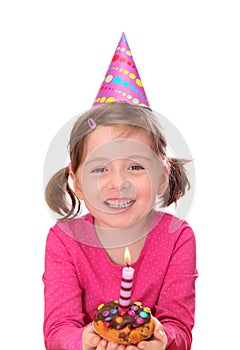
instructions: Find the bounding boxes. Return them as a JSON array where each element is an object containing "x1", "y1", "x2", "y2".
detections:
[{"x1": 93, "y1": 33, "x2": 150, "y2": 108}]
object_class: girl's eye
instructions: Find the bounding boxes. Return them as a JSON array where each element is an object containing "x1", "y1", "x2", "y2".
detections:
[
  {"x1": 91, "y1": 167, "x2": 107, "y2": 173},
  {"x1": 128, "y1": 165, "x2": 144, "y2": 171}
]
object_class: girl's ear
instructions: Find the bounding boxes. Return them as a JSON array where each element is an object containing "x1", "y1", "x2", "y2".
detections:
[
  {"x1": 69, "y1": 171, "x2": 85, "y2": 200},
  {"x1": 157, "y1": 161, "x2": 170, "y2": 196}
]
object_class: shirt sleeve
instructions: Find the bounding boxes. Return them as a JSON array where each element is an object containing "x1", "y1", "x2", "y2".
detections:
[
  {"x1": 43, "y1": 228, "x2": 87, "y2": 350},
  {"x1": 155, "y1": 226, "x2": 198, "y2": 350}
]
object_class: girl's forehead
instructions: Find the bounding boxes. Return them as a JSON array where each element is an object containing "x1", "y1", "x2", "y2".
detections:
[
  {"x1": 84, "y1": 125, "x2": 153, "y2": 154},
  {"x1": 81, "y1": 125, "x2": 160, "y2": 166}
]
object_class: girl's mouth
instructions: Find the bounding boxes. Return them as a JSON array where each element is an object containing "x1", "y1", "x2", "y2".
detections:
[{"x1": 103, "y1": 199, "x2": 135, "y2": 209}]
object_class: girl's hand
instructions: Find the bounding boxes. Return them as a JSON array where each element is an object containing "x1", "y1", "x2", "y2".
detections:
[
  {"x1": 126, "y1": 318, "x2": 167, "y2": 350},
  {"x1": 96, "y1": 339, "x2": 126, "y2": 350},
  {"x1": 83, "y1": 325, "x2": 126, "y2": 350},
  {"x1": 83, "y1": 318, "x2": 167, "y2": 350},
  {"x1": 82, "y1": 324, "x2": 102, "y2": 350}
]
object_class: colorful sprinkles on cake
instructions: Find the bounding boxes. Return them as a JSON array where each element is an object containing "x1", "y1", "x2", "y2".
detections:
[{"x1": 94, "y1": 301, "x2": 152, "y2": 331}]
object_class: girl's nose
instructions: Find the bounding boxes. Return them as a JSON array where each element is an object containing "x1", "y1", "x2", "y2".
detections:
[
  {"x1": 108, "y1": 171, "x2": 131, "y2": 191},
  {"x1": 119, "y1": 179, "x2": 132, "y2": 191}
]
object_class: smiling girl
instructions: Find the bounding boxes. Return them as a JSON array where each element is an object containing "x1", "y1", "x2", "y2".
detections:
[{"x1": 43, "y1": 102, "x2": 197, "y2": 350}]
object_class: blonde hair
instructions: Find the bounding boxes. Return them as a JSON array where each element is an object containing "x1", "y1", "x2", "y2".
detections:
[{"x1": 45, "y1": 102, "x2": 190, "y2": 219}]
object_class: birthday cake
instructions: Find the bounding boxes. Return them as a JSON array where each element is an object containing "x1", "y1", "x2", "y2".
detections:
[{"x1": 93, "y1": 300, "x2": 155, "y2": 345}]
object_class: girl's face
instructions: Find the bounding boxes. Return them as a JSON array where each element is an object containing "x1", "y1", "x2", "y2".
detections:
[{"x1": 72, "y1": 125, "x2": 168, "y2": 229}]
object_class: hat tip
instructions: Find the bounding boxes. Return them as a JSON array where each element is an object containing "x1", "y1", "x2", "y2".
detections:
[{"x1": 121, "y1": 32, "x2": 127, "y2": 41}]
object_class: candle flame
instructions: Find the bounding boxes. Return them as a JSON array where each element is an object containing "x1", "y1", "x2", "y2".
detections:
[{"x1": 124, "y1": 247, "x2": 131, "y2": 266}]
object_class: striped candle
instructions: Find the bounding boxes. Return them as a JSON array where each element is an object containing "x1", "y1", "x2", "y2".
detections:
[{"x1": 119, "y1": 248, "x2": 134, "y2": 309}]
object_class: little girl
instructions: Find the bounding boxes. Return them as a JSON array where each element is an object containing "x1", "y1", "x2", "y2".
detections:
[{"x1": 43, "y1": 33, "x2": 197, "y2": 350}]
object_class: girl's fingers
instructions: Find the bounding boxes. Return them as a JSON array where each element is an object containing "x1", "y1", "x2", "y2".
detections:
[
  {"x1": 151, "y1": 317, "x2": 166, "y2": 340},
  {"x1": 96, "y1": 339, "x2": 107, "y2": 350},
  {"x1": 154, "y1": 328, "x2": 166, "y2": 342},
  {"x1": 83, "y1": 325, "x2": 101, "y2": 350},
  {"x1": 107, "y1": 341, "x2": 119, "y2": 350}
]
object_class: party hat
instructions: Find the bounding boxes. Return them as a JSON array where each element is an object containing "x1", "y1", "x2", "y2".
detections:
[{"x1": 93, "y1": 33, "x2": 150, "y2": 108}]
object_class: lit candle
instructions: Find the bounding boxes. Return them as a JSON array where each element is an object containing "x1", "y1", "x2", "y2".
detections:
[{"x1": 119, "y1": 247, "x2": 134, "y2": 309}]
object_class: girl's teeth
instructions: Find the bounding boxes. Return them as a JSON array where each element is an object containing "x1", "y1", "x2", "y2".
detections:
[{"x1": 104, "y1": 200, "x2": 134, "y2": 208}]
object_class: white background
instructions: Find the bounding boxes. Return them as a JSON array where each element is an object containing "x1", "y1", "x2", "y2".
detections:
[{"x1": 1, "y1": 1, "x2": 240, "y2": 349}]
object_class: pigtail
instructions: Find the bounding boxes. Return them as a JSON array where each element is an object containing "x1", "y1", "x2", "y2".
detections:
[
  {"x1": 163, "y1": 158, "x2": 191, "y2": 206},
  {"x1": 45, "y1": 167, "x2": 81, "y2": 220}
]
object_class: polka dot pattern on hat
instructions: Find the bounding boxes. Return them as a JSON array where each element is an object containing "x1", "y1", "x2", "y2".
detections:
[{"x1": 93, "y1": 33, "x2": 150, "y2": 108}]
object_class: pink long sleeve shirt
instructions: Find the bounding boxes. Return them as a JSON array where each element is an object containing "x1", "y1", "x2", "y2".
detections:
[{"x1": 43, "y1": 211, "x2": 197, "y2": 350}]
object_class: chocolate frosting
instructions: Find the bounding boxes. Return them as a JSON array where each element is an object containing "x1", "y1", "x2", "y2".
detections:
[{"x1": 94, "y1": 301, "x2": 151, "y2": 330}]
